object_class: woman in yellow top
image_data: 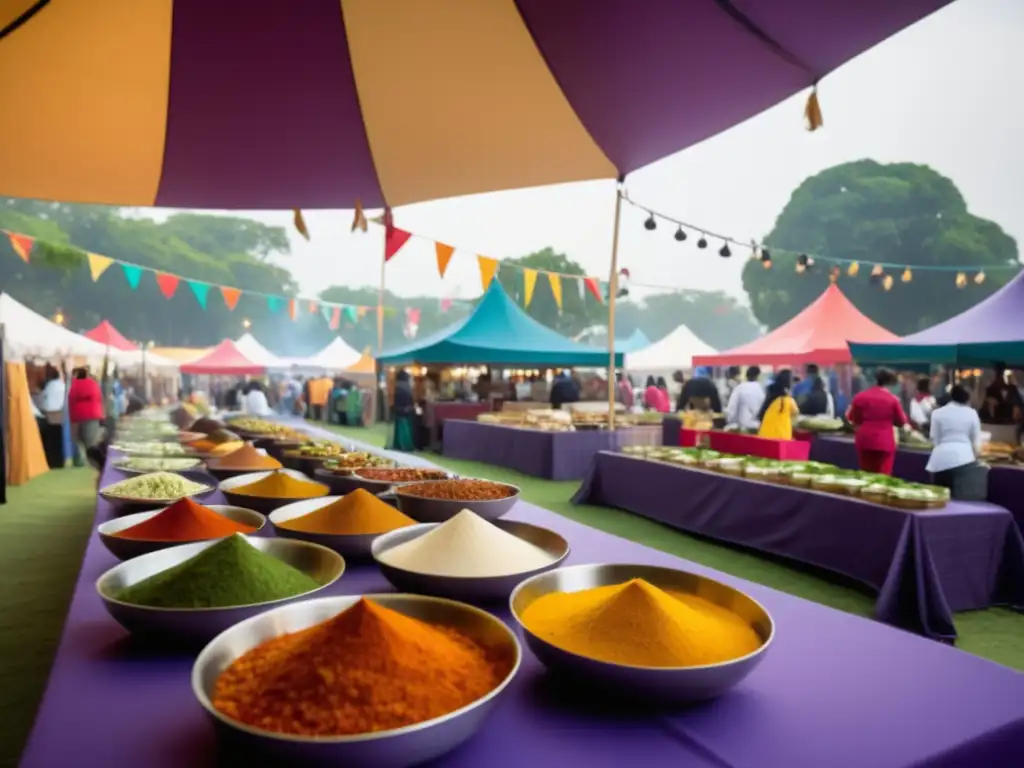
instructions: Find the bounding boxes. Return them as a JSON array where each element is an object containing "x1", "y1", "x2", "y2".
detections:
[{"x1": 757, "y1": 370, "x2": 799, "y2": 440}]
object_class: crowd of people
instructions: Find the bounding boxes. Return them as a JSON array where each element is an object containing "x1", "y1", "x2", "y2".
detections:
[{"x1": 205, "y1": 375, "x2": 370, "y2": 426}]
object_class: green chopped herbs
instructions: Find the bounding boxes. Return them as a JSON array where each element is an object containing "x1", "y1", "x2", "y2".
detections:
[
  {"x1": 119, "y1": 457, "x2": 202, "y2": 472},
  {"x1": 102, "y1": 471, "x2": 209, "y2": 500},
  {"x1": 114, "y1": 535, "x2": 321, "y2": 608},
  {"x1": 114, "y1": 441, "x2": 190, "y2": 457}
]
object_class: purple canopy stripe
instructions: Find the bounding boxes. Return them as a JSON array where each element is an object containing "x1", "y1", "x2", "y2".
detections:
[
  {"x1": 0, "y1": 0, "x2": 952, "y2": 209},
  {"x1": 849, "y1": 269, "x2": 1024, "y2": 365}
]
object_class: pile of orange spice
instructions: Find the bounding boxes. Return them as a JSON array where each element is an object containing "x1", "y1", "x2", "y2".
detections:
[
  {"x1": 113, "y1": 498, "x2": 257, "y2": 541},
  {"x1": 209, "y1": 443, "x2": 282, "y2": 471},
  {"x1": 230, "y1": 471, "x2": 327, "y2": 499},
  {"x1": 277, "y1": 489, "x2": 415, "y2": 535},
  {"x1": 213, "y1": 598, "x2": 512, "y2": 736}
]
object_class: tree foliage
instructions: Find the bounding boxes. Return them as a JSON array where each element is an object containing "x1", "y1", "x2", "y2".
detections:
[{"x1": 742, "y1": 161, "x2": 1020, "y2": 334}]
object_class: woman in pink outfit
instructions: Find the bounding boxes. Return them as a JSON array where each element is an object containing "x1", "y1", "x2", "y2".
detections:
[{"x1": 644, "y1": 376, "x2": 670, "y2": 413}]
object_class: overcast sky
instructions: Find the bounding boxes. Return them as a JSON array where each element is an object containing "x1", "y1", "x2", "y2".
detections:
[{"x1": 154, "y1": 0, "x2": 1023, "y2": 307}]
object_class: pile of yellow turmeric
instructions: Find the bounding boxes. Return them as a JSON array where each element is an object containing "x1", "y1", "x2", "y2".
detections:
[{"x1": 520, "y1": 578, "x2": 761, "y2": 668}]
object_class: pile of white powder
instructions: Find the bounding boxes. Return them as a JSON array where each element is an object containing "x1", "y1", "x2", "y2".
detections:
[{"x1": 378, "y1": 509, "x2": 555, "y2": 577}]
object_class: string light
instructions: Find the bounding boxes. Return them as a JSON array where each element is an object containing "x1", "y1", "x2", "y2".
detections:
[
  {"x1": 974, "y1": 271, "x2": 986, "y2": 284},
  {"x1": 643, "y1": 213, "x2": 657, "y2": 231},
  {"x1": 795, "y1": 262, "x2": 806, "y2": 274},
  {"x1": 955, "y1": 272, "x2": 968, "y2": 288},
  {"x1": 718, "y1": 242, "x2": 732, "y2": 258},
  {"x1": 53, "y1": 310, "x2": 64, "y2": 326},
  {"x1": 242, "y1": 318, "x2": 252, "y2": 329},
  {"x1": 762, "y1": 258, "x2": 772, "y2": 270},
  {"x1": 901, "y1": 268, "x2": 912, "y2": 283},
  {"x1": 697, "y1": 234, "x2": 708, "y2": 249},
  {"x1": 674, "y1": 225, "x2": 687, "y2": 242},
  {"x1": 760, "y1": 249, "x2": 772, "y2": 268},
  {"x1": 829, "y1": 266, "x2": 841, "y2": 282},
  {"x1": 883, "y1": 274, "x2": 894, "y2": 291},
  {"x1": 847, "y1": 262, "x2": 859, "y2": 277}
]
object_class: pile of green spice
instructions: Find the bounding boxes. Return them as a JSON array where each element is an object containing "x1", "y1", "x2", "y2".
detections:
[{"x1": 114, "y1": 535, "x2": 321, "y2": 609}]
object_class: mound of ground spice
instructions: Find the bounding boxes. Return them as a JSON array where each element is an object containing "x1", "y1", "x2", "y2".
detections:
[
  {"x1": 113, "y1": 498, "x2": 257, "y2": 541},
  {"x1": 354, "y1": 468, "x2": 449, "y2": 483},
  {"x1": 209, "y1": 442, "x2": 282, "y2": 471},
  {"x1": 231, "y1": 471, "x2": 328, "y2": 499},
  {"x1": 213, "y1": 598, "x2": 512, "y2": 736},
  {"x1": 278, "y1": 489, "x2": 415, "y2": 535},
  {"x1": 397, "y1": 479, "x2": 515, "y2": 501}
]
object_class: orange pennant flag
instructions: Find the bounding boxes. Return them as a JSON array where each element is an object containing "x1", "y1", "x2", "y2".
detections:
[
  {"x1": 293, "y1": 209, "x2": 310, "y2": 240},
  {"x1": 288, "y1": 299, "x2": 298, "y2": 320},
  {"x1": 307, "y1": 299, "x2": 318, "y2": 314},
  {"x1": 523, "y1": 268, "x2": 537, "y2": 307},
  {"x1": 351, "y1": 199, "x2": 368, "y2": 233},
  {"x1": 87, "y1": 252, "x2": 114, "y2": 282},
  {"x1": 435, "y1": 242, "x2": 455, "y2": 278},
  {"x1": 220, "y1": 286, "x2": 241, "y2": 310},
  {"x1": 477, "y1": 256, "x2": 499, "y2": 291},
  {"x1": 547, "y1": 272, "x2": 563, "y2": 313},
  {"x1": 7, "y1": 232, "x2": 34, "y2": 262}
]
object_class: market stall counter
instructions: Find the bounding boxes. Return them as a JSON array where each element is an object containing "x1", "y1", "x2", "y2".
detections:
[
  {"x1": 424, "y1": 402, "x2": 492, "y2": 450},
  {"x1": 20, "y1": 451, "x2": 1024, "y2": 768},
  {"x1": 573, "y1": 451, "x2": 1024, "y2": 641},
  {"x1": 679, "y1": 428, "x2": 811, "y2": 461},
  {"x1": 810, "y1": 435, "x2": 1024, "y2": 532},
  {"x1": 441, "y1": 419, "x2": 656, "y2": 480}
]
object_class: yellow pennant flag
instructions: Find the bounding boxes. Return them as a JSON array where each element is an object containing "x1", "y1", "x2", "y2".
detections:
[
  {"x1": 523, "y1": 268, "x2": 537, "y2": 307},
  {"x1": 435, "y1": 242, "x2": 455, "y2": 278},
  {"x1": 87, "y1": 252, "x2": 114, "y2": 282},
  {"x1": 478, "y1": 255, "x2": 499, "y2": 291},
  {"x1": 548, "y1": 272, "x2": 563, "y2": 313}
]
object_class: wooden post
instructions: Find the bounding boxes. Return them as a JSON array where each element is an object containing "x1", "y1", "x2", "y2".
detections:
[
  {"x1": 377, "y1": 237, "x2": 386, "y2": 354},
  {"x1": 606, "y1": 179, "x2": 625, "y2": 429}
]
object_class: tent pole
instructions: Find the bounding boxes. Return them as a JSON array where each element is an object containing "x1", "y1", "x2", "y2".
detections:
[
  {"x1": 606, "y1": 178, "x2": 625, "y2": 430},
  {"x1": 0, "y1": 323, "x2": 6, "y2": 504},
  {"x1": 377, "y1": 236, "x2": 386, "y2": 355}
]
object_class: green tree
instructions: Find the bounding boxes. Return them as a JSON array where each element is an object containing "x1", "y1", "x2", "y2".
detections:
[
  {"x1": 496, "y1": 248, "x2": 607, "y2": 337},
  {"x1": 742, "y1": 161, "x2": 1020, "y2": 334},
  {"x1": 615, "y1": 290, "x2": 761, "y2": 350}
]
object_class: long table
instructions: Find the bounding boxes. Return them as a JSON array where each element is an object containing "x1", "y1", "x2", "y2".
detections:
[
  {"x1": 441, "y1": 420, "x2": 657, "y2": 480},
  {"x1": 573, "y1": 451, "x2": 1024, "y2": 641},
  {"x1": 20, "y1": 442, "x2": 1024, "y2": 767},
  {"x1": 810, "y1": 435, "x2": 1024, "y2": 531}
]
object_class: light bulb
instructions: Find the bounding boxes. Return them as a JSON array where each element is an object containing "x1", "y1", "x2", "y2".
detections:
[
  {"x1": 847, "y1": 262, "x2": 860, "y2": 277},
  {"x1": 643, "y1": 214, "x2": 657, "y2": 231},
  {"x1": 901, "y1": 268, "x2": 912, "y2": 283},
  {"x1": 674, "y1": 225, "x2": 687, "y2": 242},
  {"x1": 974, "y1": 271, "x2": 985, "y2": 284}
]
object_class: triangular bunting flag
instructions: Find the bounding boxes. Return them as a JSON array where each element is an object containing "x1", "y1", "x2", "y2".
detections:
[
  {"x1": 293, "y1": 209, "x2": 310, "y2": 240},
  {"x1": 321, "y1": 305, "x2": 333, "y2": 324},
  {"x1": 344, "y1": 306, "x2": 358, "y2": 324},
  {"x1": 87, "y1": 252, "x2": 114, "y2": 282},
  {"x1": 478, "y1": 256, "x2": 499, "y2": 291},
  {"x1": 384, "y1": 227, "x2": 412, "y2": 262},
  {"x1": 440, "y1": 298, "x2": 453, "y2": 313},
  {"x1": 288, "y1": 299, "x2": 298, "y2": 321},
  {"x1": 584, "y1": 276, "x2": 604, "y2": 303},
  {"x1": 121, "y1": 264, "x2": 143, "y2": 290},
  {"x1": 357, "y1": 306, "x2": 368, "y2": 320},
  {"x1": 435, "y1": 242, "x2": 455, "y2": 278},
  {"x1": 220, "y1": 286, "x2": 241, "y2": 310},
  {"x1": 523, "y1": 268, "x2": 537, "y2": 307},
  {"x1": 576, "y1": 277, "x2": 586, "y2": 302},
  {"x1": 351, "y1": 199, "x2": 368, "y2": 233},
  {"x1": 267, "y1": 296, "x2": 284, "y2": 314},
  {"x1": 155, "y1": 272, "x2": 180, "y2": 299},
  {"x1": 7, "y1": 232, "x2": 34, "y2": 262},
  {"x1": 307, "y1": 299, "x2": 318, "y2": 314},
  {"x1": 330, "y1": 307, "x2": 342, "y2": 329},
  {"x1": 188, "y1": 280, "x2": 210, "y2": 309},
  {"x1": 548, "y1": 273, "x2": 563, "y2": 313}
]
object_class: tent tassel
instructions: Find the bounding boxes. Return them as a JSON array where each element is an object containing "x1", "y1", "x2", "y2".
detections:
[
  {"x1": 804, "y1": 84, "x2": 823, "y2": 132},
  {"x1": 293, "y1": 209, "x2": 310, "y2": 241}
]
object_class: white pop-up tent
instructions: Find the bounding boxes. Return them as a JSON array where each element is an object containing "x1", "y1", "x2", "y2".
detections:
[
  {"x1": 0, "y1": 293, "x2": 113, "y2": 365},
  {"x1": 625, "y1": 325, "x2": 718, "y2": 374},
  {"x1": 234, "y1": 333, "x2": 290, "y2": 370},
  {"x1": 289, "y1": 337, "x2": 361, "y2": 374}
]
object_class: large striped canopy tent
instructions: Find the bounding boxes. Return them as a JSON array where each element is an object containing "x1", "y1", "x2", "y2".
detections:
[{"x1": 0, "y1": 0, "x2": 951, "y2": 209}]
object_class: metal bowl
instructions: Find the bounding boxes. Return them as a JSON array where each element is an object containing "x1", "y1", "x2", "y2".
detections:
[
  {"x1": 312, "y1": 464, "x2": 398, "y2": 495},
  {"x1": 281, "y1": 451, "x2": 348, "y2": 475},
  {"x1": 220, "y1": 469, "x2": 329, "y2": 515},
  {"x1": 393, "y1": 480, "x2": 521, "y2": 523},
  {"x1": 269, "y1": 496, "x2": 410, "y2": 559},
  {"x1": 192, "y1": 593, "x2": 521, "y2": 767},
  {"x1": 350, "y1": 469, "x2": 455, "y2": 495},
  {"x1": 96, "y1": 537, "x2": 345, "y2": 645},
  {"x1": 509, "y1": 563, "x2": 774, "y2": 704},
  {"x1": 98, "y1": 505, "x2": 267, "y2": 561},
  {"x1": 372, "y1": 521, "x2": 569, "y2": 602},
  {"x1": 206, "y1": 447, "x2": 280, "y2": 481},
  {"x1": 264, "y1": 439, "x2": 305, "y2": 462},
  {"x1": 99, "y1": 469, "x2": 218, "y2": 514},
  {"x1": 111, "y1": 458, "x2": 206, "y2": 476}
]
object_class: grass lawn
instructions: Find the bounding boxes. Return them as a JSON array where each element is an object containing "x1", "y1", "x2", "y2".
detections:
[{"x1": 327, "y1": 422, "x2": 1024, "y2": 671}]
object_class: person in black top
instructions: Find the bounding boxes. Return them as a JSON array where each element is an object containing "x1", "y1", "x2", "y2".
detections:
[
  {"x1": 980, "y1": 364, "x2": 1023, "y2": 424},
  {"x1": 676, "y1": 369, "x2": 722, "y2": 413},
  {"x1": 799, "y1": 376, "x2": 830, "y2": 416},
  {"x1": 549, "y1": 371, "x2": 580, "y2": 410}
]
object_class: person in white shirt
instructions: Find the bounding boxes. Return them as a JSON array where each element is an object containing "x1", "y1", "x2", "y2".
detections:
[
  {"x1": 926, "y1": 384, "x2": 982, "y2": 497},
  {"x1": 243, "y1": 381, "x2": 272, "y2": 416},
  {"x1": 41, "y1": 365, "x2": 67, "y2": 416},
  {"x1": 726, "y1": 366, "x2": 766, "y2": 432},
  {"x1": 909, "y1": 377, "x2": 937, "y2": 430}
]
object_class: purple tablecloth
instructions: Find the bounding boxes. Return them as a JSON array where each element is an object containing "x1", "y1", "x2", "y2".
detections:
[
  {"x1": 573, "y1": 452, "x2": 1024, "y2": 641},
  {"x1": 442, "y1": 420, "x2": 649, "y2": 480},
  {"x1": 19, "y1": 455, "x2": 1024, "y2": 768},
  {"x1": 810, "y1": 435, "x2": 1024, "y2": 532}
]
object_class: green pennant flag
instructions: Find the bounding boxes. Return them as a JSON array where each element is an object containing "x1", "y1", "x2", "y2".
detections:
[
  {"x1": 343, "y1": 305, "x2": 358, "y2": 323},
  {"x1": 267, "y1": 296, "x2": 284, "y2": 314},
  {"x1": 121, "y1": 263, "x2": 143, "y2": 290},
  {"x1": 320, "y1": 305, "x2": 333, "y2": 324},
  {"x1": 188, "y1": 280, "x2": 210, "y2": 309}
]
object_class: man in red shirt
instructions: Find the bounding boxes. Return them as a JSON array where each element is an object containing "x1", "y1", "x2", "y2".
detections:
[
  {"x1": 846, "y1": 368, "x2": 909, "y2": 475},
  {"x1": 68, "y1": 367, "x2": 105, "y2": 467}
]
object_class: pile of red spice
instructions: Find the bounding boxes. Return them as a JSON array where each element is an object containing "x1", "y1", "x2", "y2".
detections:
[
  {"x1": 113, "y1": 497, "x2": 258, "y2": 541},
  {"x1": 397, "y1": 479, "x2": 515, "y2": 501}
]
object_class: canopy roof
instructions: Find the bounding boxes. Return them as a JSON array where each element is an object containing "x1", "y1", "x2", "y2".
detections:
[
  {"x1": 346, "y1": 348, "x2": 376, "y2": 376},
  {"x1": 299, "y1": 337, "x2": 363, "y2": 372},
  {"x1": 150, "y1": 346, "x2": 210, "y2": 364},
  {"x1": 234, "y1": 333, "x2": 289, "y2": 369},
  {"x1": 850, "y1": 269, "x2": 1024, "y2": 365},
  {"x1": 693, "y1": 284, "x2": 898, "y2": 367},
  {"x1": 0, "y1": 1, "x2": 949, "y2": 208},
  {"x1": 84, "y1": 320, "x2": 137, "y2": 351},
  {"x1": 0, "y1": 293, "x2": 111, "y2": 363},
  {"x1": 180, "y1": 340, "x2": 265, "y2": 375},
  {"x1": 626, "y1": 325, "x2": 717, "y2": 372},
  {"x1": 378, "y1": 281, "x2": 623, "y2": 367}
]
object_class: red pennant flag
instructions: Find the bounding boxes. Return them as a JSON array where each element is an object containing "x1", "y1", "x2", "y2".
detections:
[
  {"x1": 307, "y1": 299, "x2": 318, "y2": 314},
  {"x1": 288, "y1": 299, "x2": 298, "y2": 320},
  {"x1": 155, "y1": 272, "x2": 180, "y2": 299},
  {"x1": 220, "y1": 286, "x2": 241, "y2": 310},
  {"x1": 330, "y1": 306, "x2": 341, "y2": 330},
  {"x1": 384, "y1": 227, "x2": 412, "y2": 262},
  {"x1": 7, "y1": 232, "x2": 34, "y2": 262},
  {"x1": 584, "y1": 276, "x2": 604, "y2": 303}
]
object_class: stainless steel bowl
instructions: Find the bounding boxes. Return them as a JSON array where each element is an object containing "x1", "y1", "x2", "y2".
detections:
[
  {"x1": 509, "y1": 563, "x2": 774, "y2": 704},
  {"x1": 393, "y1": 480, "x2": 520, "y2": 523},
  {"x1": 312, "y1": 463, "x2": 399, "y2": 495},
  {"x1": 96, "y1": 537, "x2": 344, "y2": 645},
  {"x1": 99, "y1": 469, "x2": 217, "y2": 514},
  {"x1": 349, "y1": 469, "x2": 455, "y2": 495},
  {"x1": 98, "y1": 505, "x2": 267, "y2": 561},
  {"x1": 269, "y1": 496, "x2": 407, "y2": 559},
  {"x1": 192, "y1": 593, "x2": 521, "y2": 767},
  {"x1": 372, "y1": 521, "x2": 569, "y2": 602},
  {"x1": 219, "y1": 469, "x2": 329, "y2": 515}
]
